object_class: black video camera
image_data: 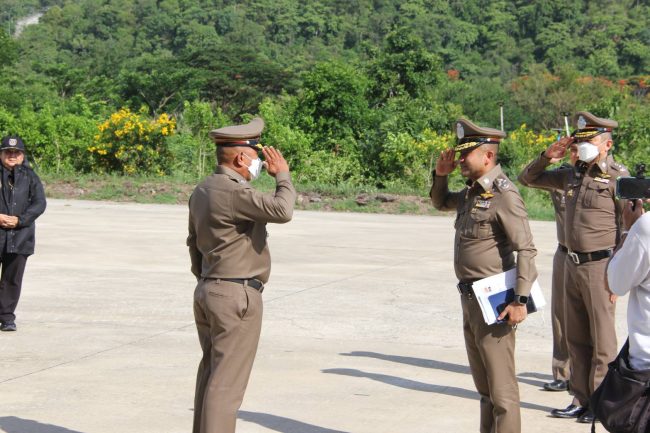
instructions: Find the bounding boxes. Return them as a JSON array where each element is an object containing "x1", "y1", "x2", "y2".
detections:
[{"x1": 616, "y1": 163, "x2": 650, "y2": 200}]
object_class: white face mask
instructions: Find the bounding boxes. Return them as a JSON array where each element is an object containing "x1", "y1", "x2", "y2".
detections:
[
  {"x1": 577, "y1": 142, "x2": 600, "y2": 163},
  {"x1": 244, "y1": 154, "x2": 263, "y2": 180}
]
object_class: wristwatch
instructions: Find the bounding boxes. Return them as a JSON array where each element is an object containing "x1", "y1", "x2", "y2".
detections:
[{"x1": 513, "y1": 295, "x2": 529, "y2": 305}]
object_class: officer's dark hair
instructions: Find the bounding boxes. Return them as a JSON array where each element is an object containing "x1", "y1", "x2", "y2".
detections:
[{"x1": 216, "y1": 146, "x2": 227, "y2": 164}]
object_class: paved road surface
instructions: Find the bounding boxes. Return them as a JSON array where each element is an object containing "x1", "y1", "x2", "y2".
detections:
[{"x1": 0, "y1": 200, "x2": 628, "y2": 433}]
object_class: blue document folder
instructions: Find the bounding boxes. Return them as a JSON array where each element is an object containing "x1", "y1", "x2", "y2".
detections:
[{"x1": 487, "y1": 288, "x2": 537, "y2": 323}]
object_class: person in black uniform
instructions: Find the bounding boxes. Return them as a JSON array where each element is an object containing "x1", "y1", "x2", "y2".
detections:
[{"x1": 0, "y1": 136, "x2": 46, "y2": 332}]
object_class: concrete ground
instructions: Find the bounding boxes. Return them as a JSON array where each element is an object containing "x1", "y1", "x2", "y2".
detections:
[{"x1": 0, "y1": 199, "x2": 628, "y2": 433}]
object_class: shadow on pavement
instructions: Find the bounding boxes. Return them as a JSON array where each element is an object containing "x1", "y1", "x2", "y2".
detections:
[
  {"x1": 518, "y1": 371, "x2": 554, "y2": 381},
  {"x1": 341, "y1": 351, "x2": 554, "y2": 391},
  {"x1": 0, "y1": 417, "x2": 85, "y2": 433},
  {"x1": 322, "y1": 368, "x2": 555, "y2": 413},
  {"x1": 516, "y1": 372, "x2": 554, "y2": 389},
  {"x1": 238, "y1": 411, "x2": 349, "y2": 433},
  {"x1": 341, "y1": 351, "x2": 471, "y2": 374},
  {"x1": 516, "y1": 376, "x2": 547, "y2": 388}
]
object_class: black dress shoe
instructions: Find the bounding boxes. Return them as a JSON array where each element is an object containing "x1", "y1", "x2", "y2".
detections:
[
  {"x1": 0, "y1": 322, "x2": 16, "y2": 331},
  {"x1": 577, "y1": 410, "x2": 597, "y2": 424},
  {"x1": 543, "y1": 379, "x2": 568, "y2": 392},
  {"x1": 550, "y1": 404, "x2": 587, "y2": 418}
]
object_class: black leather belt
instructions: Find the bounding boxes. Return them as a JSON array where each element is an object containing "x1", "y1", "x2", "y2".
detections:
[
  {"x1": 206, "y1": 278, "x2": 264, "y2": 292},
  {"x1": 565, "y1": 248, "x2": 613, "y2": 265},
  {"x1": 559, "y1": 244, "x2": 568, "y2": 253},
  {"x1": 457, "y1": 282, "x2": 475, "y2": 299}
]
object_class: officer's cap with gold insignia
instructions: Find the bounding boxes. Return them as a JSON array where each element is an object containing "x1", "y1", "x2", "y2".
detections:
[
  {"x1": 209, "y1": 117, "x2": 264, "y2": 149},
  {"x1": 454, "y1": 118, "x2": 506, "y2": 153},
  {"x1": 572, "y1": 111, "x2": 617, "y2": 141},
  {"x1": 0, "y1": 135, "x2": 26, "y2": 153}
]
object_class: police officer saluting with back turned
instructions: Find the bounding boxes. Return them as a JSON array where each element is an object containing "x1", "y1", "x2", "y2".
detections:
[
  {"x1": 519, "y1": 111, "x2": 628, "y2": 423},
  {"x1": 187, "y1": 118, "x2": 296, "y2": 433},
  {"x1": 431, "y1": 119, "x2": 538, "y2": 433},
  {"x1": 0, "y1": 136, "x2": 46, "y2": 332}
]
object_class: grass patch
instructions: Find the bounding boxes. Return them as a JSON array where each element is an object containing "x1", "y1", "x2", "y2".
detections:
[{"x1": 40, "y1": 172, "x2": 556, "y2": 219}]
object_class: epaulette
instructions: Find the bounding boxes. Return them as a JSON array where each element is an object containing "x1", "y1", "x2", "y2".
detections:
[
  {"x1": 610, "y1": 161, "x2": 627, "y2": 172},
  {"x1": 493, "y1": 176, "x2": 513, "y2": 192}
]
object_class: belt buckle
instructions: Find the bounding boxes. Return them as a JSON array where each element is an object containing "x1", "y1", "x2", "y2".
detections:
[{"x1": 568, "y1": 251, "x2": 580, "y2": 264}]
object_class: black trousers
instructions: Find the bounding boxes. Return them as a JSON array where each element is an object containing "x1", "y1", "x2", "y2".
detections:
[{"x1": 0, "y1": 253, "x2": 28, "y2": 323}]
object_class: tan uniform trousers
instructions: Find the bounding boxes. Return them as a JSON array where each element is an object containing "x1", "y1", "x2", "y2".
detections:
[
  {"x1": 551, "y1": 246, "x2": 570, "y2": 382},
  {"x1": 462, "y1": 295, "x2": 520, "y2": 433},
  {"x1": 564, "y1": 257, "x2": 617, "y2": 407},
  {"x1": 193, "y1": 279, "x2": 263, "y2": 433}
]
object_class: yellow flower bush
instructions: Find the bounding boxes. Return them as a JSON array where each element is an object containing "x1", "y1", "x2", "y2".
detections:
[
  {"x1": 499, "y1": 124, "x2": 557, "y2": 176},
  {"x1": 90, "y1": 108, "x2": 176, "y2": 175},
  {"x1": 380, "y1": 129, "x2": 455, "y2": 188},
  {"x1": 379, "y1": 125, "x2": 558, "y2": 190}
]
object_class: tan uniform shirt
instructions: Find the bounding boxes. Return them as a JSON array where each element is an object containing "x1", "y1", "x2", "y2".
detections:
[
  {"x1": 519, "y1": 154, "x2": 628, "y2": 252},
  {"x1": 187, "y1": 166, "x2": 296, "y2": 283},
  {"x1": 550, "y1": 190, "x2": 567, "y2": 246},
  {"x1": 518, "y1": 164, "x2": 571, "y2": 245},
  {"x1": 431, "y1": 164, "x2": 538, "y2": 295}
]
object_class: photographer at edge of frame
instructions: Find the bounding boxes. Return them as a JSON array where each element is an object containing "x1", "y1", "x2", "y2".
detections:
[
  {"x1": 607, "y1": 198, "x2": 650, "y2": 371},
  {"x1": 0, "y1": 136, "x2": 47, "y2": 332}
]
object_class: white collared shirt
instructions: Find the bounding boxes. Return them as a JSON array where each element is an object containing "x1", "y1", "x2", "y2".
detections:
[{"x1": 608, "y1": 212, "x2": 650, "y2": 370}]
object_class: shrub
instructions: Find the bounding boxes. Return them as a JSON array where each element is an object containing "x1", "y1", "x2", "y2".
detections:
[
  {"x1": 380, "y1": 129, "x2": 457, "y2": 189},
  {"x1": 90, "y1": 108, "x2": 176, "y2": 175}
]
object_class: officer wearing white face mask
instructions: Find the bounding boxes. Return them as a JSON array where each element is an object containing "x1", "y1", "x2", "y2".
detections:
[
  {"x1": 187, "y1": 117, "x2": 296, "y2": 433},
  {"x1": 519, "y1": 111, "x2": 629, "y2": 424}
]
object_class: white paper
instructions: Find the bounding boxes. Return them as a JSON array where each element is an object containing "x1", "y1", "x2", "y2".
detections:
[{"x1": 471, "y1": 268, "x2": 546, "y2": 325}]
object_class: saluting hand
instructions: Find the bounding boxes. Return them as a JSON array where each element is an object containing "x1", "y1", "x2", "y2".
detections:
[
  {"x1": 544, "y1": 136, "x2": 573, "y2": 160},
  {"x1": 435, "y1": 149, "x2": 458, "y2": 176},
  {"x1": 262, "y1": 146, "x2": 289, "y2": 177}
]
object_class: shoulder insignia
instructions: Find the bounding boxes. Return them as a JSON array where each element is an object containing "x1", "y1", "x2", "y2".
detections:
[{"x1": 495, "y1": 178, "x2": 511, "y2": 190}]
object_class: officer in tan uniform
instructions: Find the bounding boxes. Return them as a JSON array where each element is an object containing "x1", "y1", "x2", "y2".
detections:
[
  {"x1": 519, "y1": 152, "x2": 577, "y2": 393},
  {"x1": 519, "y1": 111, "x2": 628, "y2": 423},
  {"x1": 187, "y1": 117, "x2": 296, "y2": 433},
  {"x1": 431, "y1": 118, "x2": 538, "y2": 433}
]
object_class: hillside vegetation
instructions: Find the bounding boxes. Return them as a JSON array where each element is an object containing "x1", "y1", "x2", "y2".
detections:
[{"x1": 0, "y1": 0, "x2": 648, "y2": 212}]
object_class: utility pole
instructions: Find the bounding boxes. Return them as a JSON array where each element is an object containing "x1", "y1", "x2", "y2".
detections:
[{"x1": 499, "y1": 102, "x2": 504, "y2": 132}]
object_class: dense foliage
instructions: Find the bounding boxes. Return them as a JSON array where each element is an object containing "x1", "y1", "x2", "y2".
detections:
[{"x1": 0, "y1": 0, "x2": 648, "y2": 199}]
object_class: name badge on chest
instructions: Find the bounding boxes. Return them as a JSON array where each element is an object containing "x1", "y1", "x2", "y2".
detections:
[
  {"x1": 594, "y1": 176, "x2": 610, "y2": 184},
  {"x1": 475, "y1": 200, "x2": 491, "y2": 209}
]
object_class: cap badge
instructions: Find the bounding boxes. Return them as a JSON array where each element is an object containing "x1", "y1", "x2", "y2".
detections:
[
  {"x1": 8, "y1": 138, "x2": 17, "y2": 147},
  {"x1": 577, "y1": 116, "x2": 587, "y2": 129},
  {"x1": 456, "y1": 123, "x2": 464, "y2": 139}
]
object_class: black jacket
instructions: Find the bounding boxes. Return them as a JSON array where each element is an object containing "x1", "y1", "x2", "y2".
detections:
[{"x1": 0, "y1": 163, "x2": 46, "y2": 255}]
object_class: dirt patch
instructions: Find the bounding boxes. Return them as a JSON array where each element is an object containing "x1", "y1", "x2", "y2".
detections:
[{"x1": 43, "y1": 177, "x2": 443, "y2": 215}]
